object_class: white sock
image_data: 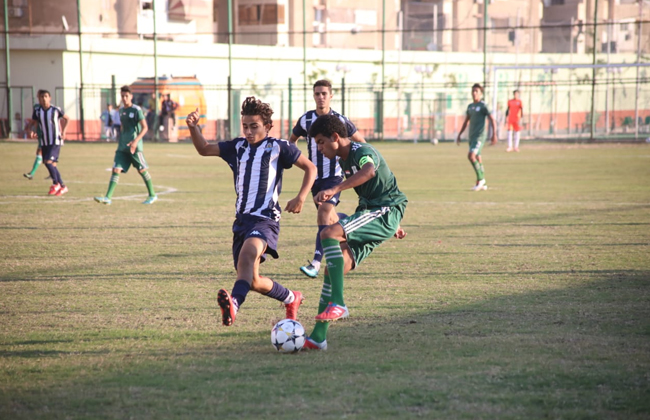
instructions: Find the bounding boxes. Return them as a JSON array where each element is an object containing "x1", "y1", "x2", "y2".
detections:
[
  {"x1": 514, "y1": 132, "x2": 520, "y2": 148},
  {"x1": 310, "y1": 260, "x2": 321, "y2": 271},
  {"x1": 283, "y1": 290, "x2": 295, "y2": 305},
  {"x1": 507, "y1": 131, "x2": 513, "y2": 148}
]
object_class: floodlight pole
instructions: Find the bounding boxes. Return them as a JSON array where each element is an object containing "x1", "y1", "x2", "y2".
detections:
[
  {"x1": 153, "y1": 0, "x2": 159, "y2": 141},
  {"x1": 482, "y1": 0, "x2": 488, "y2": 88},
  {"x1": 76, "y1": 0, "x2": 85, "y2": 140},
  {"x1": 3, "y1": 0, "x2": 13, "y2": 138},
  {"x1": 302, "y1": 0, "x2": 307, "y2": 110},
  {"x1": 589, "y1": 0, "x2": 598, "y2": 142},
  {"x1": 227, "y1": 0, "x2": 233, "y2": 139},
  {"x1": 635, "y1": 0, "x2": 642, "y2": 138}
]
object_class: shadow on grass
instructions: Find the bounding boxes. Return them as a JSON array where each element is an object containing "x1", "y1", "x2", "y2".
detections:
[{"x1": 2, "y1": 269, "x2": 649, "y2": 419}]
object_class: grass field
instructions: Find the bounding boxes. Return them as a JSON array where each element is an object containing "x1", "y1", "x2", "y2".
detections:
[{"x1": 1, "y1": 140, "x2": 649, "y2": 419}]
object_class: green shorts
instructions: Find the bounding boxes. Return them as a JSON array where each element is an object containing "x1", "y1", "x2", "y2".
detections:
[
  {"x1": 113, "y1": 150, "x2": 149, "y2": 173},
  {"x1": 469, "y1": 137, "x2": 486, "y2": 155},
  {"x1": 340, "y1": 202, "x2": 407, "y2": 268}
]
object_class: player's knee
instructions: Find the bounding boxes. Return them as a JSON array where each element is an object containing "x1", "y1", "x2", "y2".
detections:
[
  {"x1": 320, "y1": 224, "x2": 343, "y2": 241},
  {"x1": 112, "y1": 168, "x2": 122, "y2": 174}
]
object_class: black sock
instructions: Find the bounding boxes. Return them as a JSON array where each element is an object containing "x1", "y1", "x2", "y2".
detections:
[
  {"x1": 231, "y1": 280, "x2": 251, "y2": 309},
  {"x1": 264, "y1": 281, "x2": 290, "y2": 303}
]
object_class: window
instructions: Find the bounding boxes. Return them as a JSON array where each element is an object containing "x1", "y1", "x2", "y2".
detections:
[
  {"x1": 550, "y1": 0, "x2": 565, "y2": 5},
  {"x1": 238, "y1": 4, "x2": 285, "y2": 25}
]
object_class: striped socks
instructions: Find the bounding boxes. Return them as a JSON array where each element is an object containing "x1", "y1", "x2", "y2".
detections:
[
  {"x1": 140, "y1": 171, "x2": 155, "y2": 196},
  {"x1": 321, "y1": 238, "x2": 345, "y2": 306},
  {"x1": 106, "y1": 173, "x2": 119, "y2": 198}
]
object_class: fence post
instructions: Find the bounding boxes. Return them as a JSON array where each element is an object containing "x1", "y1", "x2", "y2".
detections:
[{"x1": 4, "y1": 0, "x2": 13, "y2": 138}]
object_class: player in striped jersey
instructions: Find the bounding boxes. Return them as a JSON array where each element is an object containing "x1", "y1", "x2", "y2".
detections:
[
  {"x1": 290, "y1": 79, "x2": 366, "y2": 279},
  {"x1": 186, "y1": 97, "x2": 316, "y2": 327},
  {"x1": 26, "y1": 90, "x2": 70, "y2": 196},
  {"x1": 302, "y1": 114, "x2": 408, "y2": 350},
  {"x1": 94, "y1": 85, "x2": 157, "y2": 205}
]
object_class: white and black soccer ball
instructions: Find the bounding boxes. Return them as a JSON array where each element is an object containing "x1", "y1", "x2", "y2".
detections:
[{"x1": 271, "y1": 319, "x2": 306, "y2": 353}]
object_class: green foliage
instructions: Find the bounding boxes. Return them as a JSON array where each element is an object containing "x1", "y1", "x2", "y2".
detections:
[{"x1": 1, "y1": 141, "x2": 649, "y2": 419}]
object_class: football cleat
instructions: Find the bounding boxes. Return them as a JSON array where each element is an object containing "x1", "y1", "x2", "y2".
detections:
[
  {"x1": 471, "y1": 179, "x2": 487, "y2": 191},
  {"x1": 300, "y1": 262, "x2": 319, "y2": 278},
  {"x1": 285, "y1": 291, "x2": 304, "y2": 320},
  {"x1": 506, "y1": 147, "x2": 513, "y2": 152},
  {"x1": 217, "y1": 289, "x2": 237, "y2": 327},
  {"x1": 142, "y1": 195, "x2": 158, "y2": 205},
  {"x1": 23, "y1": 173, "x2": 33, "y2": 180},
  {"x1": 315, "y1": 302, "x2": 349, "y2": 322},
  {"x1": 302, "y1": 336, "x2": 327, "y2": 351},
  {"x1": 55, "y1": 186, "x2": 68, "y2": 196},
  {"x1": 514, "y1": 148, "x2": 520, "y2": 152},
  {"x1": 48, "y1": 184, "x2": 61, "y2": 195},
  {"x1": 94, "y1": 196, "x2": 112, "y2": 205}
]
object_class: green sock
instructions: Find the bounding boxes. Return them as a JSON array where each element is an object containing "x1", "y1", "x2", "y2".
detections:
[
  {"x1": 28, "y1": 155, "x2": 42, "y2": 176},
  {"x1": 309, "y1": 272, "x2": 332, "y2": 343},
  {"x1": 472, "y1": 160, "x2": 484, "y2": 181},
  {"x1": 140, "y1": 171, "x2": 155, "y2": 196},
  {"x1": 106, "y1": 173, "x2": 119, "y2": 198},
  {"x1": 321, "y1": 238, "x2": 345, "y2": 306}
]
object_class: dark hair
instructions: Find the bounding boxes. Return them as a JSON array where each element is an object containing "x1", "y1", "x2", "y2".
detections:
[
  {"x1": 472, "y1": 83, "x2": 483, "y2": 93},
  {"x1": 313, "y1": 79, "x2": 332, "y2": 92},
  {"x1": 37, "y1": 89, "x2": 50, "y2": 97},
  {"x1": 120, "y1": 85, "x2": 132, "y2": 94},
  {"x1": 308, "y1": 114, "x2": 347, "y2": 139},
  {"x1": 241, "y1": 96, "x2": 274, "y2": 128},
  {"x1": 513, "y1": 89, "x2": 519, "y2": 95}
]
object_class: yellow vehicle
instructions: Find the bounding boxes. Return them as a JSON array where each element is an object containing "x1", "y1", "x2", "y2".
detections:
[{"x1": 130, "y1": 75, "x2": 207, "y2": 139}]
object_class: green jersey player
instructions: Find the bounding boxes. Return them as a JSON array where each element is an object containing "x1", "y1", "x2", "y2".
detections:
[
  {"x1": 94, "y1": 85, "x2": 157, "y2": 205},
  {"x1": 456, "y1": 83, "x2": 497, "y2": 191},
  {"x1": 302, "y1": 114, "x2": 408, "y2": 350}
]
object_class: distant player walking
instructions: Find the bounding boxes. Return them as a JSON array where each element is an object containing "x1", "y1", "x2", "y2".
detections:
[
  {"x1": 506, "y1": 90, "x2": 524, "y2": 152},
  {"x1": 456, "y1": 83, "x2": 497, "y2": 191},
  {"x1": 290, "y1": 79, "x2": 366, "y2": 279},
  {"x1": 26, "y1": 90, "x2": 70, "y2": 196},
  {"x1": 186, "y1": 97, "x2": 317, "y2": 327},
  {"x1": 94, "y1": 85, "x2": 157, "y2": 205}
]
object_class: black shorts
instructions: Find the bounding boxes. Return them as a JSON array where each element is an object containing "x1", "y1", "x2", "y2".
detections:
[
  {"x1": 231, "y1": 214, "x2": 280, "y2": 269},
  {"x1": 311, "y1": 176, "x2": 343, "y2": 207},
  {"x1": 41, "y1": 145, "x2": 61, "y2": 163}
]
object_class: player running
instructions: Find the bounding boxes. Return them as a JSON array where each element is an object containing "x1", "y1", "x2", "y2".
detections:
[
  {"x1": 94, "y1": 85, "x2": 157, "y2": 205},
  {"x1": 506, "y1": 90, "x2": 524, "y2": 152},
  {"x1": 290, "y1": 79, "x2": 365, "y2": 279},
  {"x1": 302, "y1": 114, "x2": 408, "y2": 350},
  {"x1": 186, "y1": 97, "x2": 316, "y2": 327},
  {"x1": 456, "y1": 83, "x2": 497, "y2": 191}
]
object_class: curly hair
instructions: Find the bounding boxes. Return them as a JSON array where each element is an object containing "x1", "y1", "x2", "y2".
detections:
[
  {"x1": 241, "y1": 96, "x2": 274, "y2": 128},
  {"x1": 308, "y1": 114, "x2": 347, "y2": 139}
]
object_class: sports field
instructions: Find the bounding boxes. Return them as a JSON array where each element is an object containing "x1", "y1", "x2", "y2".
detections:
[{"x1": 1, "y1": 140, "x2": 649, "y2": 419}]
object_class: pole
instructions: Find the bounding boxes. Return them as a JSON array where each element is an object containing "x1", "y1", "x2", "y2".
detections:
[
  {"x1": 380, "y1": 0, "x2": 385, "y2": 139},
  {"x1": 153, "y1": 0, "x2": 159, "y2": 141},
  {"x1": 302, "y1": 0, "x2": 307, "y2": 110},
  {"x1": 288, "y1": 78, "x2": 293, "y2": 132},
  {"x1": 3, "y1": 0, "x2": 12, "y2": 138},
  {"x1": 568, "y1": 17, "x2": 573, "y2": 135},
  {"x1": 635, "y1": 0, "x2": 642, "y2": 138},
  {"x1": 397, "y1": 9, "x2": 403, "y2": 139},
  {"x1": 483, "y1": 0, "x2": 488, "y2": 87},
  {"x1": 589, "y1": 0, "x2": 598, "y2": 142},
  {"x1": 605, "y1": 19, "x2": 610, "y2": 134},
  {"x1": 341, "y1": 77, "x2": 346, "y2": 116},
  {"x1": 76, "y1": 0, "x2": 85, "y2": 140},
  {"x1": 419, "y1": 74, "x2": 424, "y2": 142},
  {"x1": 227, "y1": 0, "x2": 233, "y2": 139}
]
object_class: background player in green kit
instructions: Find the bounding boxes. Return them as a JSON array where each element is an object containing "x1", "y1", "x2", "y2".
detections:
[
  {"x1": 456, "y1": 83, "x2": 497, "y2": 191},
  {"x1": 302, "y1": 114, "x2": 408, "y2": 350},
  {"x1": 94, "y1": 85, "x2": 157, "y2": 205}
]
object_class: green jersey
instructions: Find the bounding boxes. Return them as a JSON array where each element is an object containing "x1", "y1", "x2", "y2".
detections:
[
  {"x1": 118, "y1": 105, "x2": 145, "y2": 153},
  {"x1": 339, "y1": 142, "x2": 408, "y2": 209},
  {"x1": 466, "y1": 100, "x2": 491, "y2": 141}
]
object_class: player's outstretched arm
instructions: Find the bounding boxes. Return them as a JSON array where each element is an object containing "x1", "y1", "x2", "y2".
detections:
[
  {"x1": 487, "y1": 114, "x2": 498, "y2": 145},
  {"x1": 456, "y1": 116, "x2": 469, "y2": 145},
  {"x1": 186, "y1": 108, "x2": 220, "y2": 156},
  {"x1": 285, "y1": 154, "x2": 316, "y2": 214}
]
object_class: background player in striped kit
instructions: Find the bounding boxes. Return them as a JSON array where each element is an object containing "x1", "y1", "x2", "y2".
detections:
[
  {"x1": 26, "y1": 90, "x2": 70, "y2": 196},
  {"x1": 94, "y1": 85, "x2": 157, "y2": 205},
  {"x1": 506, "y1": 90, "x2": 524, "y2": 152},
  {"x1": 186, "y1": 97, "x2": 317, "y2": 327},
  {"x1": 290, "y1": 79, "x2": 366, "y2": 279}
]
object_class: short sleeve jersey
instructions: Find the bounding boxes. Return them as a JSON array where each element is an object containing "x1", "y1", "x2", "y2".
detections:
[
  {"x1": 466, "y1": 101, "x2": 491, "y2": 141},
  {"x1": 118, "y1": 105, "x2": 145, "y2": 152},
  {"x1": 339, "y1": 142, "x2": 408, "y2": 209},
  {"x1": 292, "y1": 109, "x2": 358, "y2": 180},
  {"x1": 507, "y1": 99, "x2": 523, "y2": 123},
  {"x1": 218, "y1": 136, "x2": 302, "y2": 221},
  {"x1": 32, "y1": 104, "x2": 65, "y2": 147}
]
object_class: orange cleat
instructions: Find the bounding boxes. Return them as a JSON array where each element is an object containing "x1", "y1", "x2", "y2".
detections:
[
  {"x1": 302, "y1": 336, "x2": 327, "y2": 351},
  {"x1": 48, "y1": 184, "x2": 61, "y2": 195},
  {"x1": 217, "y1": 289, "x2": 237, "y2": 327},
  {"x1": 315, "y1": 302, "x2": 349, "y2": 322},
  {"x1": 285, "y1": 291, "x2": 303, "y2": 320},
  {"x1": 55, "y1": 186, "x2": 68, "y2": 196}
]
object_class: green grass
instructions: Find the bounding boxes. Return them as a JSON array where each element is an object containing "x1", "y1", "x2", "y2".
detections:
[{"x1": 1, "y1": 140, "x2": 649, "y2": 419}]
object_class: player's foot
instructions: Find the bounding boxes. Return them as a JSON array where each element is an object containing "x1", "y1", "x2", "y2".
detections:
[
  {"x1": 471, "y1": 179, "x2": 487, "y2": 191},
  {"x1": 506, "y1": 147, "x2": 513, "y2": 152},
  {"x1": 302, "y1": 336, "x2": 327, "y2": 351},
  {"x1": 217, "y1": 288, "x2": 237, "y2": 327},
  {"x1": 55, "y1": 186, "x2": 68, "y2": 196},
  {"x1": 300, "y1": 261, "x2": 320, "y2": 278},
  {"x1": 315, "y1": 302, "x2": 349, "y2": 322},
  {"x1": 23, "y1": 173, "x2": 33, "y2": 180},
  {"x1": 285, "y1": 291, "x2": 304, "y2": 320},
  {"x1": 514, "y1": 147, "x2": 520, "y2": 152},
  {"x1": 48, "y1": 184, "x2": 61, "y2": 195},
  {"x1": 142, "y1": 195, "x2": 158, "y2": 205},
  {"x1": 94, "y1": 196, "x2": 112, "y2": 205}
]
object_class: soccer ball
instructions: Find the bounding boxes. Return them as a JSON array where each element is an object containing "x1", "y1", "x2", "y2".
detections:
[
  {"x1": 430, "y1": 138, "x2": 439, "y2": 145},
  {"x1": 271, "y1": 319, "x2": 306, "y2": 353}
]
